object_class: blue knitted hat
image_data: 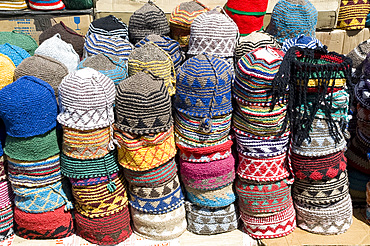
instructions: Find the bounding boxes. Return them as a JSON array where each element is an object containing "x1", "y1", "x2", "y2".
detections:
[
  {"x1": 0, "y1": 43, "x2": 30, "y2": 67},
  {"x1": 282, "y1": 34, "x2": 324, "y2": 53},
  {"x1": 0, "y1": 76, "x2": 57, "y2": 138}
]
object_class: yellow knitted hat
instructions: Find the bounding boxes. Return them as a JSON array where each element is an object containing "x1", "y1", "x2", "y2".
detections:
[{"x1": 0, "y1": 53, "x2": 15, "y2": 90}]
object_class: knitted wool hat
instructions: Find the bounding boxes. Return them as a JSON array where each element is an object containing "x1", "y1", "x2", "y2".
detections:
[
  {"x1": 0, "y1": 156, "x2": 6, "y2": 181},
  {"x1": 58, "y1": 68, "x2": 115, "y2": 130},
  {"x1": 175, "y1": 131, "x2": 232, "y2": 149},
  {"x1": 62, "y1": 126, "x2": 111, "y2": 160},
  {"x1": 14, "y1": 54, "x2": 69, "y2": 96},
  {"x1": 282, "y1": 35, "x2": 324, "y2": 53},
  {"x1": 29, "y1": 0, "x2": 65, "y2": 10},
  {"x1": 0, "y1": 43, "x2": 30, "y2": 67},
  {"x1": 0, "y1": 76, "x2": 57, "y2": 138},
  {"x1": 13, "y1": 179, "x2": 73, "y2": 213},
  {"x1": 14, "y1": 205, "x2": 73, "y2": 240},
  {"x1": 0, "y1": 120, "x2": 4, "y2": 156},
  {"x1": 62, "y1": 0, "x2": 93, "y2": 9},
  {"x1": 185, "y1": 183, "x2": 235, "y2": 208},
  {"x1": 0, "y1": 31, "x2": 38, "y2": 56},
  {"x1": 348, "y1": 39, "x2": 370, "y2": 71},
  {"x1": 347, "y1": 165, "x2": 370, "y2": 192},
  {"x1": 185, "y1": 201, "x2": 238, "y2": 235},
  {"x1": 0, "y1": 181, "x2": 13, "y2": 210},
  {"x1": 130, "y1": 204, "x2": 187, "y2": 240},
  {"x1": 128, "y1": 1, "x2": 170, "y2": 44},
  {"x1": 337, "y1": 0, "x2": 370, "y2": 30},
  {"x1": 70, "y1": 172, "x2": 118, "y2": 187},
  {"x1": 352, "y1": 128, "x2": 370, "y2": 155},
  {"x1": 0, "y1": 0, "x2": 27, "y2": 9},
  {"x1": 0, "y1": 53, "x2": 15, "y2": 90},
  {"x1": 224, "y1": 0, "x2": 268, "y2": 36},
  {"x1": 346, "y1": 138, "x2": 370, "y2": 175},
  {"x1": 295, "y1": 193, "x2": 353, "y2": 235},
  {"x1": 241, "y1": 203, "x2": 296, "y2": 239},
  {"x1": 39, "y1": 21, "x2": 85, "y2": 58},
  {"x1": 77, "y1": 53, "x2": 128, "y2": 86},
  {"x1": 115, "y1": 71, "x2": 173, "y2": 135},
  {"x1": 128, "y1": 42, "x2": 176, "y2": 96},
  {"x1": 35, "y1": 33, "x2": 79, "y2": 72},
  {"x1": 123, "y1": 158, "x2": 177, "y2": 187},
  {"x1": 129, "y1": 175, "x2": 184, "y2": 214},
  {"x1": 187, "y1": 8, "x2": 238, "y2": 57},
  {"x1": 75, "y1": 206, "x2": 132, "y2": 245},
  {"x1": 0, "y1": 206, "x2": 14, "y2": 241},
  {"x1": 4, "y1": 128, "x2": 60, "y2": 162},
  {"x1": 73, "y1": 174, "x2": 128, "y2": 218},
  {"x1": 86, "y1": 15, "x2": 129, "y2": 41},
  {"x1": 355, "y1": 79, "x2": 370, "y2": 109},
  {"x1": 84, "y1": 34, "x2": 134, "y2": 60},
  {"x1": 7, "y1": 155, "x2": 62, "y2": 187},
  {"x1": 180, "y1": 155, "x2": 235, "y2": 190},
  {"x1": 267, "y1": 0, "x2": 317, "y2": 44}
]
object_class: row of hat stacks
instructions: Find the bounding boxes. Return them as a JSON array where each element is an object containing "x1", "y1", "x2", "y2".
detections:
[
  {"x1": 0, "y1": 0, "x2": 92, "y2": 11},
  {"x1": 0, "y1": 0, "x2": 369, "y2": 245}
]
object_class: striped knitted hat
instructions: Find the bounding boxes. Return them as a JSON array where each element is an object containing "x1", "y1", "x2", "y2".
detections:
[
  {"x1": 347, "y1": 39, "x2": 370, "y2": 71},
  {"x1": 70, "y1": 173, "x2": 118, "y2": 187},
  {"x1": 58, "y1": 68, "x2": 115, "y2": 130},
  {"x1": 115, "y1": 71, "x2": 173, "y2": 135},
  {"x1": 355, "y1": 79, "x2": 370, "y2": 109},
  {"x1": 0, "y1": 206, "x2": 13, "y2": 241},
  {"x1": 346, "y1": 138, "x2": 370, "y2": 175},
  {"x1": 0, "y1": 76, "x2": 57, "y2": 138},
  {"x1": 14, "y1": 205, "x2": 73, "y2": 240},
  {"x1": 0, "y1": 181, "x2": 13, "y2": 210},
  {"x1": 0, "y1": 43, "x2": 30, "y2": 67},
  {"x1": 175, "y1": 131, "x2": 232, "y2": 149},
  {"x1": 84, "y1": 34, "x2": 134, "y2": 60},
  {"x1": 0, "y1": 53, "x2": 15, "y2": 90},
  {"x1": 62, "y1": 0, "x2": 92, "y2": 9},
  {"x1": 351, "y1": 128, "x2": 370, "y2": 156},
  {"x1": 39, "y1": 21, "x2": 85, "y2": 58},
  {"x1": 0, "y1": 0, "x2": 27, "y2": 9},
  {"x1": 282, "y1": 34, "x2": 324, "y2": 53},
  {"x1": 130, "y1": 204, "x2": 186, "y2": 240},
  {"x1": 75, "y1": 206, "x2": 132, "y2": 245},
  {"x1": 14, "y1": 54, "x2": 69, "y2": 96},
  {"x1": 128, "y1": 1, "x2": 170, "y2": 44},
  {"x1": 0, "y1": 31, "x2": 38, "y2": 56},
  {"x1": 86, "y1": 15, "x2": 129, "y2": 40},
  {"x1": 28, "y1": 0, "x2": 65, "y2": 10},
  {"x1": 77, "y1": 53, "x2": 128, "y2": 86},
  {"x1": 187, "y1": 8, "x2": 238, "y2": 57},
  {"x1": 185, "y1": 183, "x2": 235, "y2": 208},
  {"x1": 337, "y1": 0, "x2": 370, "y2": 30},
  {"x1": 128, "y1": 42, "x2": 176, "y2": 96},
  {"x1": 267, "y1": 0, "x2": 317, "y2": 43}
]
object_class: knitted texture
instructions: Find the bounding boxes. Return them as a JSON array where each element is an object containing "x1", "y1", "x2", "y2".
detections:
[
  {"x1": 185, "y1": 201, "x2": 237, "y2": 235},
  {"x1": 73, "y1": 174, "x2": 128, "y2": 218},
  {"x1": 185, "y1": 183, "x2": 235, "y2": 208},
  {"x1": 86, "y1": 15, "x2": 129, "y2": 40},
  {"x1": 241, "y1": 203, "x2": 296, "y2": 239},
  {"x1": 0, "y1": 120, "x2": 5, "y2": 156},
  {"x1": 346, "y1": 138, "x2": 370, "y2": 175},
  {"x1": 337, "y1": 0, "x2": 370, "y2": 30},
  {"x1": 175, "y1": 131, "x2": 232, "y2": 149},
  {"x1": 187, "y1": 8, "x2": 238, "y2": 57},
  {"x1": 58, "y1": 68, "x2": 115, "y2": 130},
  {"x1": 129, "y1": 175, "x2": 184, "y2": 214},
  {"x1": 28, "y1": 0, "x2": 65, "y2": 10},
  {"x1": 13, "y1": 179, "x2": 73, "y2": 213},
  {"x1": 70, "y1": 172, "x2": 118, "y2": 187},
  {"x1": 267, "y1": 0, "x2": 317, "y2": 43},
  {"x1": 0, "y1": 75, "x2": 57, "y2": 138},
  {"x1": 130, "y1": 204, "x2": 186, "y2": 240},
  {"x1": 0, "y1": 31, "x2": 38, "y2": 56},
  {"x1": 35, "y1": 33, "x2": 79, "y2": 72},
  {"x1": 282, "y1": 34, "x2": 324, "y2": 53},
  {"x1": 0, "y1": 53, "x2": 15, "y2": 90},
  {"x1": 355, "y1": 79, "x2": 370, "y2": 109},
  {"x1": 179, "y1": 154, "x2": 235, "y2": 190},
  {"x1": 0, "y1": 181, "x2": 13, "y2": 210},
  {"x1": 0, "y1": 156, "x2": 6, "y2": 181},
  {"x1": 347, "y1": 165, "x2": 370, "y2": 191},
  {"x1": 7, "y1": 155, "x2": 62, "y2": 187},
  {"x1": 75, "y1": 207, "x2": 132, "y2": 245},
  {"x1": 115, "y1": 71, "x2": 173, "y2": 135},
  {"x1": 0, "y1": 206, "x2": 14, "y2": 241},
  {"x1": 347, "y1": 39, "x2": 370, "y2": 70},
  {"x1": 0, "y1": 0, "x2": 27, "y2": 9},
  {"x1": 128, "y1": 2, "x2": 170, "y2": 44},
  {"x1": 77, "y1": 53, "x2": 128, "y2": 86},
  {"x1": 14, "y1": 54, "x2": 69, "y2": 96},
  {"x1": 39, "y1": 21, "x2": 85, "y2": 57},
  {"x1": 295, "y1": 193, "x2": 353, "y2": 235},
  {"x1": 14, "y1": 205, "x2": 73, "y2": 240},
  {"x1": 0, "y1": 43, "x2": 30, "y2": 67},
  {"x1": 62, "y1": 0, "x2": 92, "y2": 9},
  {"x1": 4, "y1": 128, "x2": 60, "y2": 162}
]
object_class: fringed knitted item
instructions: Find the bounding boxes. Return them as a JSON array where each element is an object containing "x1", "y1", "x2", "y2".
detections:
[{"x1": 337, "y1": 0, "x2": 370, "y2": 30}]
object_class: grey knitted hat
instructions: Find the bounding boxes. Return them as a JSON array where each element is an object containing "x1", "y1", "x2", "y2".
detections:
[{"x1": 347, "y1": 39, "x2": 370, "y2": 70}]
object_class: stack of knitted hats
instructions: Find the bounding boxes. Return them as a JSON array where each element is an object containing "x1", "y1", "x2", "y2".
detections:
[
  {"x1": 0, "y1": 76, "x2": 74, "y2": 239},
  {"x1": 174, "y1": 53, "x2": 237, "y2": 235},
  {"x1": 115, "y1": 71, "x2": 186, "y2": 240},
  {"x1": 233, "y1": 46, "x2": 296, "y2": 239},
  {"x1": 58, "y1": 68, "x2": 132, "y2": 245},
  {"x1": 337, "y1": 0, "x2": 370, "y2": 30},
  {"x1": 272, "y1": 46, "x2": 353, "y2": 235}
]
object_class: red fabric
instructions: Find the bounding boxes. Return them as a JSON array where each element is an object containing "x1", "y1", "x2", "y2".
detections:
[
  {"x1": 224, "y1": 8, "x2": 264, "y2": 35},
  {"x1": 226, "y1": 0, "x2": 268, "y2": 12}
]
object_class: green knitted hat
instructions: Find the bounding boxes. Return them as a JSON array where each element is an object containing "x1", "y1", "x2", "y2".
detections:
[{"x1": 0, "y1": 31, "x2": 38, "y2": 56}]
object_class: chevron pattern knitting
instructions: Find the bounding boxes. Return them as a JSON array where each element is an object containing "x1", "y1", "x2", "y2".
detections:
[
  {"x1": 84, "y1": 34, "x2": 133, "y2": 59},
  {"x1": 169, "y1": 1, "x2": 209, "y2": 27},
  {"x1": 337, "y1": 0, "x2": 370, "y2": 30},
  {"x1": 0, "y1": 206, "x2": 14, "y2": 241},
  {"x1": 185, "y1": 183, "x2": 235, "y2": 208},
  {"x1": 70, "y1": 173, "x2": 118, "y2": 187}
]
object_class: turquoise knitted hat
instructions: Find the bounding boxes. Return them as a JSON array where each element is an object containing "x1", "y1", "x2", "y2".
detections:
[
  {"x1": 0, "y1": 31, "x2": 38, "y2": 55},
  {"x1": 0, "y1": 43, "x2": 30, "y2": 67}
]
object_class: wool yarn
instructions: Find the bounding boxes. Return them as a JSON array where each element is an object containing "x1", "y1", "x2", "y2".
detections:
[
  {"x1": 355, "y1": 79, "x2": 370, "y2": 109},
  {"x1": 0, "y1": 181, "x2": 13, "y2": 210},
  {"x1": 0, "y1": 120, "x2": 5, "y2": 157},
  {"x1": 14, "y1": 205, "x2": 73, "y2": 239},
  {"x1": 0, "y1": 75, "x2": 57, "y2": 138},
  {"x1": 175, "y1": 132, "x2": 232, "y2": 149},
  {"x1": 62, "y1": 0, "x2": 93, "y2": 9},
  {"x1": 0, "y1": 156, "x2": 6, "y2": 181},
  {"x1": 0, "y1": 43, "x2": 30, "y2": 67},
  {"x1": 185, "y1": 183, "x2": 235, "y2": 208},
  {"x1": 0, "y1": 206, "x2": 13, "y2": 241},
  {"x1": 337, "y1": 0, "x2": 370, "y2": 30},
  {"x1": 86, "y1": 15, "x2": 129, "y2": 40},
  {"x1": 0, "y1": 31, "x2": 38, "y2": 56},
  {"x1": 346, "y1": 138, "x2": 370, "y2": 175},
  {"x1": 282, "y1": 34, "x2": 324, "y2": 53},
  {"x1": 0, "y1": 53, "x2": 15, "y2": 90},
  {"x1": 28, "y1": 0, "x2": 65, "y2": 10},
  {"x1": 70, "y1": 172, "x2": 118, "y2": 187},
  {"x1": 348, "y1": 39, "x2": 370, "y2": 71},
  {"x1": 347, "y1": 165, "x2": 370, "y2": 192},
  {"x1": 0, "y1": 0, "x2": 27, "y2": 9}
]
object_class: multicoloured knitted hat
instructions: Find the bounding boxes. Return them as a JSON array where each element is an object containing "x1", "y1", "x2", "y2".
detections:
[
  {"x1": 128, "y1": 1, "x2": 170, "y2": 44},
  {"x1": 267, "y1": 0, "x2": 317, "y2": 43},
  {"x1": 58, "y1": 68, "x2": 115, "y2": 130},
  {"x1": 70, "y1": 173, "x2": 119, "y2": 187},
  {"x1": 0, "y1": 53, "x2": 15, "y2": 90},
  {"x1": 347, "y1": 39, "x2": 370, "y2": 71},
  {"x1": 129, "y1": 175, "x2": 184, "y2": 214},
  {"x1": 86, "y1": 15, "x2": 129, "y2": 40},
  {"x1": 0, "y1": 43, "x2": 30, "y2": 67},
  {"x1": 0, "y1": 206, "x2": 14, "y2": 241},
  {"x1": 352, "y1": 128, "x2": 370, "y2": 155},
  {"x1": 84, "y1": 34, "x2": 134, "y2": 60},
  {"x1": 295, "y1": 193, "x2": 353, "y2": 235},
  {"x1": 7, "y1": 155, "x2": 62, "y2": 187},
  {"x1": 0, "y1": 0, "x2": 27, "y2": 9},
  {"x1": 337, "y1": 0, "x2": 370, "y2": 30},
  {"x1": 14, "y1": 54, "x2": 69, "y2": 96},
  {"x1": 0, "y1": 31, "x2": 38, "y2": 56},
  {"x1": 28, "y1": 0, "x2": 65, "y2": 10},
  {"x1": 115, "y1": 71, "x2": 173, "y2": 135},
  {"x1": 0, "y1": 181, "x2": 13, "y2": 210},
  {"x1": 14, "y1": 205, "x2": 73, "y2": 239},
  {"x1": 175, "y1": 131, "x2": 232, "y2": 149},
  {"x1": 0, "y1": 76, "x2": 57, "y2": 138},
  {"x1": 282, "y1": 34, "x2": 324, "y2": 53},
  {"x1": 39, "y1": 21, "x2": 85, "y2": 58},
  {"x1": 130, "y1": 204, "x2": 187, "y2": 240},
  {"x1": 62, "y1": 0, "x2": 92, "y2": 10},
  {"x1": 0, "y1": 156, "x2": 6, "y2": 181},
  {"x1": 75, "y1": 206, "x2": 132, "y2": 245}
]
